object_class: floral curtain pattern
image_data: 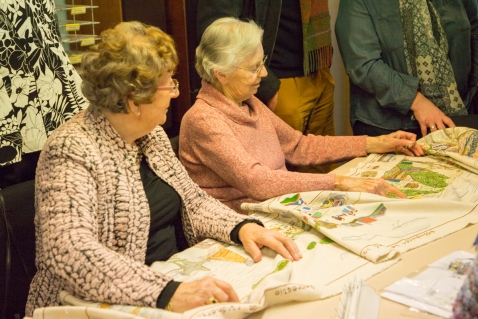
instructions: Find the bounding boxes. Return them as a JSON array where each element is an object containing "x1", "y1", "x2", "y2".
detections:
[{"x1": 0, "y1": 0, "x2": 87, "y2": 166}]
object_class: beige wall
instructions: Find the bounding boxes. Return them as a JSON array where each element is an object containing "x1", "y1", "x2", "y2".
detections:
[{"x1": 329, "y1": 0, "x2": 353, "y2": 136}]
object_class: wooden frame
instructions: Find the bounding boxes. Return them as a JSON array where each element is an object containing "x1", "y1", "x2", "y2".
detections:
[
  {"x1": 64, "y1": 0, "x2": 193, "y2": 136},
  {"x1": 165, "y1": 0, "x2": 191, "y2": 136}
]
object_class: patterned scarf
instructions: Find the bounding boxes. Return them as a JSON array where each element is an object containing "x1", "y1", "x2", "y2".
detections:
[
  {"x1": 300, "y1": 0, "x2": 332, "y2": 75},
  {"x1": 399, "y1": 0, "x2": 467, "y2": 115}
]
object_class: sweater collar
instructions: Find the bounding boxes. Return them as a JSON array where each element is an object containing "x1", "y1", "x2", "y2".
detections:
[{"x1": 196, "y1": 80, "x2": 261, "y2": 124}]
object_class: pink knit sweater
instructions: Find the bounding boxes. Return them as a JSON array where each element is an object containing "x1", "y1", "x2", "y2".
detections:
[
  {"x1": 26, "y1": 110, "x2": 247, "y2": 315},
  {"x1": 179, "y1": 81, "x2": 367, "y2": 213}
]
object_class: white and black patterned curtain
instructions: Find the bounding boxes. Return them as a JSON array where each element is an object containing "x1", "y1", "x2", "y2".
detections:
[{"x1": 0, "y1": 0, "x2": 87, "y2": 166}]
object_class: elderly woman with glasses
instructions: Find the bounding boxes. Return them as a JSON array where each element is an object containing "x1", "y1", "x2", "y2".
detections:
[
  {"x1": 25, "y1": 21, "x2": 302, "y2": 316},
  {"x1": 179, "y1": 17, "x2": 424, "y2": 214}
]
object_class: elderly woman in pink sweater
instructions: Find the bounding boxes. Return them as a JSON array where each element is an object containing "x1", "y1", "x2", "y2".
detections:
[{"x1": 179, "y1": 17, "x2": 424, "y2": 214}]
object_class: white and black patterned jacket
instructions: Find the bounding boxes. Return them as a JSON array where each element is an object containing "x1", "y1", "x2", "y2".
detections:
[{"x1": 26, "y1": 110, "x2": 247, "y2": 315}]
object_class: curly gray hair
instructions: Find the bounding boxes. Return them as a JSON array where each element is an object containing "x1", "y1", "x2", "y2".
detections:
[{"x1": 81, "y1": 21, "x2": 178, "y2": 114}]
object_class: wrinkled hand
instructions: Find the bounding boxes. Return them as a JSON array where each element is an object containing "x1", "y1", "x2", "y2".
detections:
[
  {"x1": 411, "y1": 92, "x2": 455, "y2": 137},
  {"x1": 334, "y1": 175, "x2": 407, "y2": 198},
  {"x1": 169, "y1": 277, "x2": 239, "y2": 313},
  {"x1": 365, "y1": 130, "x2": 424, "y2": 157},
  {"x1": 238, "y1": 222, "x2": 302, "y2": 262}
]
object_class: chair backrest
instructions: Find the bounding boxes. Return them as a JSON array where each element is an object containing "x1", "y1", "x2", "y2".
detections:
[{"x1": 0, "y1": 180, "x2": 36, "y2": 319}]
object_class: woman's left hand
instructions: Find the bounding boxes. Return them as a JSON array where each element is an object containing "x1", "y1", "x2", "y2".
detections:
[
  {"x1": 365, "y1": 130, "x2": 424, "y2": 156},
  {"x1": 238, "y1": 223, "x2": 302, "y2": 262}
]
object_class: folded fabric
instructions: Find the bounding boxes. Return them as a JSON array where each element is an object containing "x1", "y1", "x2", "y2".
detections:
[
  {"x1": 58, "y1": 291, "x2": 183, "y2": 318},
  {"x1": 419, "y1": 127, "x2": 478, "y2": 174},
  {"x1": 242, "y1": 191, "x2": 478, "y2": 263},
  {"x1": 345, "y1": 152, "x2": 478, "y2": 202},
  {"x1": 57, "y1": 208, "x2": 398, "y2": 319},
  {"x1": 28, "y1": 305, "x2": 148, "y2": 319}
]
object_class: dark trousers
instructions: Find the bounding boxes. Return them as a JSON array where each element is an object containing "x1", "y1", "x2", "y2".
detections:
[{"x1": 352, "y1": 120, "x2": 423, "y2": 138}]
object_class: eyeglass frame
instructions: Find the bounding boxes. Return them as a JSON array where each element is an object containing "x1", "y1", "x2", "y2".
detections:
[
  {"x1": 235, "y1": 55, "x2": 268, "y2": 75},
  {"x1": 157, "y1": 79, "x2": 179, "y2": 93}
]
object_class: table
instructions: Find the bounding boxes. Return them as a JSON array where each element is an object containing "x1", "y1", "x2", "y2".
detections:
[{"x1": 249, "y1": 157, "x2": 478, "y2": 319}]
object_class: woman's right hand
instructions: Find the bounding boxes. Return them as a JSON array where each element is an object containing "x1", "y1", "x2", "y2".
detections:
[
  {"x1": 168, "y1": 277, "x2": 239, "y2": 313},
  {"x1": 410, "y1": 92, "x2": 455, "y2": 136},
  {"x1": 334, "y1": 175, "x2": 407, "y2": 198}
]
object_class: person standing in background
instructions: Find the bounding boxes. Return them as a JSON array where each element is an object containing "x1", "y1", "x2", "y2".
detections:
[
  {"x1": 197, "y1": 0, "x2": 336, "y2": 173},
  {"x1": 335, "y1": 0, "x2": 478, "y2": 138},
  {"x1": 0, "y1": 0, "x2": 88, "y2": 187}
]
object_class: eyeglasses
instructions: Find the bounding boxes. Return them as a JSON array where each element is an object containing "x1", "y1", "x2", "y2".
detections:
[
  {"x1": 157, "y1": 79, "x2": 179, "y2": 94},
  {"x1": 235, "y1": 55, "x2": 268, "y2": 75}
]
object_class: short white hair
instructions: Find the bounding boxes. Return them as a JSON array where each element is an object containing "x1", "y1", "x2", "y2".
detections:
[{"x1": 195, "y1": 17, "x2": 264, "y2": 84}]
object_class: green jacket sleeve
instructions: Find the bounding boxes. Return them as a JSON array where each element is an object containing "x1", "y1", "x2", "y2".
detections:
[{"x1": 335, "y1": 0, "x2": 418, "y2": 114}]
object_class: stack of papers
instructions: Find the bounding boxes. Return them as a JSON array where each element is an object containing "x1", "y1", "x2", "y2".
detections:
[
  {"x1": 337, "y1": 276, "x2": 380, "y2": 319},
  {"x1": 381, "y1": 251, "x2": 476, "y2": 318}
]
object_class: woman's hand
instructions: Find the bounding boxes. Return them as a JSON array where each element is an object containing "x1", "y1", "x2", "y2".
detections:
[
  {"x1": 238, "y1": 222, "x2": 302, "y2": 262},
  {"x1": 334, "y1": 175, "x2": 407, "y2": 198},
  {"x1": 410, "y1": 92, "x2": 456, "y2": 136},
  {"x1": 365, "y1": 130, "x2": 424, "y2": 157},
  {"x1": 169, "y1": 277, "x2": 239, "y2": 313}
]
